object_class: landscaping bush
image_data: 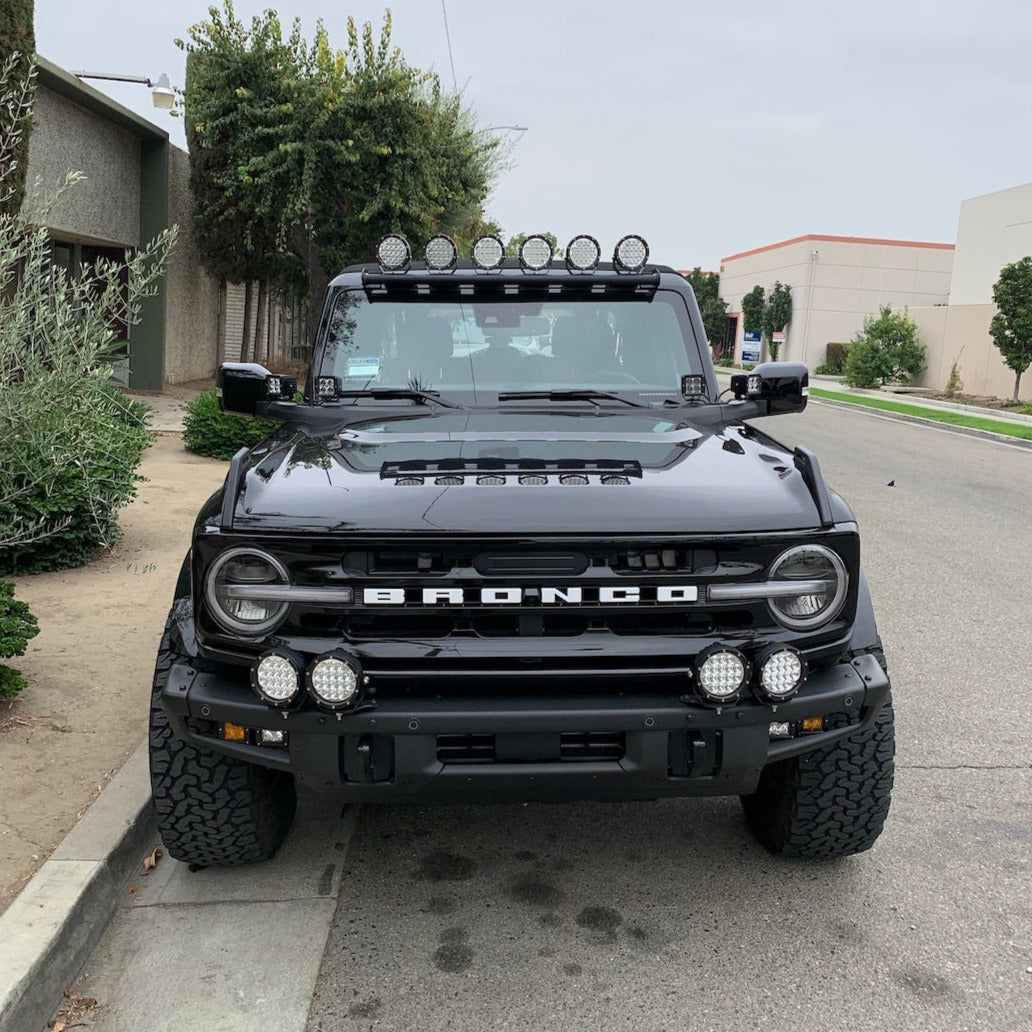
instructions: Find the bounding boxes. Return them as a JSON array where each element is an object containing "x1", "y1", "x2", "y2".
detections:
[
  {"x1": 0, "y1": 579, "x2": 39, "y2": 698},
  {"x1": 824, "y1": 342, "x2": 850, "y2": 374},
  {"x1": 843, "y1": 305, "x2": 926, "y2": 389},
  {"x1": 0, "y1": 56, "x2": 174, "y2": 575},
  {"x1": 183, "y1": 389, "x2": 280, "y2": 460}
]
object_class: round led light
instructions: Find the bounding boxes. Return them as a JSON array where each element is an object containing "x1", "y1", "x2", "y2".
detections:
[
  {"x1": 472, "y1": 234, "x2": 505, "y2": 270},
  {"x1": 424, "y1": 234, "x2": 458, "y2": 270},
  {"x1": 519, "y1": 235, "x2": 553, "y2": 270},
  {"x1": 566, "y1": 234, "x2": 601, "y2": 272},
  {"x1": 253, "y1": 652, "x2": 302, "y2": 706},
  {"x1": 376, "y1": 233, "x2": 411, "y2": 271},
  {"x1": 767, "y1": 544, "x2": 848, "y2": 630},
  {"x1": 613, "y1": 234, "x2": 649, "y2": 272},
  {"x1": 308, "y1": 654, "x2": 360, "y2": 708},
  {"x1": 758, "y1": 647, "x2": 805, "y2": 701},
  {"x1": 695, "y1": 647, "x2": 748, "y2": 703},
  {"x1": 205, "y1": 548, "x2": 290, "y2": 636}
]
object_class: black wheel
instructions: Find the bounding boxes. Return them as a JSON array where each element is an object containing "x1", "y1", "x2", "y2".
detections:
[
  {"x1": 149, "y1": 613, "x2": 296, "y2": 866},
  {"x1": 741, "y1": 676, "x2": 895, "y2": 859}
]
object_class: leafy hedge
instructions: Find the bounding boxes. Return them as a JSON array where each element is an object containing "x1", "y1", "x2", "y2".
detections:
[
  {"x1": 182, "y1": 389, "x2": 280, "y2": 460},
  {"x1": 0, "y1": 579, "x2": 38, "y2": 698}
]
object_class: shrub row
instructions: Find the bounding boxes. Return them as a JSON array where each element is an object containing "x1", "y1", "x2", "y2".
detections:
[
  {"x1": 0, "y1": 579, "x2": 38, "y2": 698},
  {"x1": 182, "y1": 389, "x2": 280, "y2": 460}
]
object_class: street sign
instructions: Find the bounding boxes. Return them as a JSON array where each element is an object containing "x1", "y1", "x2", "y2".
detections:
[{"x1": 742, "y1": 330, "x2": 761, "y2": 363}]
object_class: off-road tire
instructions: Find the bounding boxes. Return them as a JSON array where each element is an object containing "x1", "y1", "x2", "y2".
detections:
[
  {"x1": 741, "y1": 654, "x2": 894, "y2": 858},
  {"x1": 149, "y1": 614, "x2": 296, "y2": 866}
]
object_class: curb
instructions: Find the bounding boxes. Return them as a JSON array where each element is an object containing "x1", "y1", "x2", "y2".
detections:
[
  {"x1": 0, "y1": 741, "x2": 155, "y2": 1032},
  {"x1": 808, "y1": 396, "x2": 1032, "y2": 451}
]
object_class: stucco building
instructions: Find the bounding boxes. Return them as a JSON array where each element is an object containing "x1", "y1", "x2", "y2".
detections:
[{"x1": 718, "y1": 235, "x2": 954, "y2": 370}]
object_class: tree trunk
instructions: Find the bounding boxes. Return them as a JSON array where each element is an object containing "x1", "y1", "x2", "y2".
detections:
[
  {"x1": 241, "y1": 279, "x2": 253, "y2": 363},
  {"x1": 254, "y1": 279, "x2": 268, "y2": 364},
  {"x1": 216, "y1": 277, "x2": 227, "y2": 367},
  {"x1": 1016, "y1": 369, "x2": 1022, "y2": 402}
]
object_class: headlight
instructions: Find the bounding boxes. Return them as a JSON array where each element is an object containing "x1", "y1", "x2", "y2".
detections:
[
  {"x1": 767, "y1": 544, "x2": 848, "y2": 630},
  {"x1": 205, "y1": 547, "x2": 290, "y2": 635}
]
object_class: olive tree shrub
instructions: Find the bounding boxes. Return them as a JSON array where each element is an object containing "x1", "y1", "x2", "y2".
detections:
[
  {"x1": 843, "y1": 305, "x2": 926, "y2": 389},
  {"x1": 0, "y1": 55, "x2": 176, "y2": 574}
]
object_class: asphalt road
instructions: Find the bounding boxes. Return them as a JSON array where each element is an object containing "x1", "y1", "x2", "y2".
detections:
[{"x1": 69, "y1": 403, "x2": 1032, "y2": 1032}]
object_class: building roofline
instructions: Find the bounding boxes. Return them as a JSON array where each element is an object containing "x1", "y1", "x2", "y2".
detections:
[
  {"x1": 35, "y1": 56, "x2": 169, "y2": 143},
  {"x1": 721, "y1": 233, "x2": 954, "y2": 264}
]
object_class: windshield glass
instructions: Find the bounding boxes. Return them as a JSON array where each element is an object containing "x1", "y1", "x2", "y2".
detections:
[{"x1": 317, "y1": 289, "x2": 701, "y2": 398}]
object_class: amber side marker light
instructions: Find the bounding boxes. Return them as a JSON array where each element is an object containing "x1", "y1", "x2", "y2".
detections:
[
  {"x1": 223, "y1": 722, "x2": 247, "y2": 742},
  {"x1": 801, "y1": 716, "x2": 825, "y2": 733}
]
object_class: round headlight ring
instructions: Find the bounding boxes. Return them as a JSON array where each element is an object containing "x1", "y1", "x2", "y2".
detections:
[
  {"x1": 565, "y1": 234, "x2": 601, "y2": 272},
  {"x1": 205, "y1": 547, "x2": 291, "y2": 637},
  {"x1": 767, "y1": 544, "x2": 848, "y2": 631},
  {"x1": 613, "y1": 234, "x2": 649, "y2": 272},
  {"x1": 307, "y1": 651, "x2": 362, "y2": 710},
  {"x1": 376, "y1": 233, "x2": 411, "y2": 271},
  {"x1": 471, "y1": 234, "x2": 505, "y2": 270},
  {"x1": 424, "y1": 234, "x2": 458, "y2": 271},
  {"x1": 694, "y1": 645, "x2": 749, "y2": 705},
  {"x1": 519, "y1": 234, "x2": 554, "y2": 271},
  {"x1": 252, "y1": 650, "x2": 304, "y2": 707},
  {"x1": 756, "y1": 646, "x2": 807, "y2": 703}
]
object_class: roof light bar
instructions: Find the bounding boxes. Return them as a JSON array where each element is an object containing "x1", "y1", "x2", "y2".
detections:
[
  {"x1": 424, "y1": 234, "x2": 458, "y2": 271},
  {"x1": 519, "y1": 234, "x2": 553, "y2": 271},
  {"x1": 471, "y1": 234, "x2": 505, "y2": 270},
  {"x1": 565, "y1": 234, "x2": 601, "y2": 272},
  {"x1": 376, "y1": 234, "x2": 411, "y2": 272},
  {"x1": 613, "y1": 234, "x2": 649, "y2": 272}
]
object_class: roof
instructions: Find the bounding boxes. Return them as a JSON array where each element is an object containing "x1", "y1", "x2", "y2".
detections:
[
  {"x1": 721, "y1": 233, "x2": 954, "y2": 265},
  {"x1": 35, "y1": 56, "x2": 169, "y2": 142}
]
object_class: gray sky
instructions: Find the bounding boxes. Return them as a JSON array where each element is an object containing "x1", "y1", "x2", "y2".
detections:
[{"x1": 34, "y1": 0, "x2": 1032, "y2": 270}]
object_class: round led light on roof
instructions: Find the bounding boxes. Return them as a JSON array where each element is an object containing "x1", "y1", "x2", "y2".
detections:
[
  {"x1": 566, "y1": 234, "x2": 601, "y2": 272},
  {"x1": 613, "y1": 234, "x2": 649, "y2": 272},
  {"x1": 376, "y1": 233, "x2": 411, "y2": 271},
  {"x1": 519, "y1": 235, "x2": 553, "y2": 270},
  {"x1": 695, "y1": 646, "x2": 748, "y2": 703},
  {"x1": 308, "y1": 654, "x2": 360, "y2": 708},
  {"x1": 758, "y1": 647, "x2": 805, "y2": 701},
  {"x1": 424, "y1": 234, "x2": 458, "y2": 270},
  {"x1": 472, "y1": 234, "x2": 505, "y2": 270}
]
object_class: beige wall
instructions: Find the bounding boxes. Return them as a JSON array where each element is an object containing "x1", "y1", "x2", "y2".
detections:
[
  {"x1": 163, "y1": 146, "x2": 220, "y2": 384},
  {"x1": 949, "y1": 182, "x2": 1032, "y2": 306},
  {"x1": 719, "y1": 236, "x2": 953, "y2": 369},
  {"x1": 909, "y1": 304, "x2": 1023, "y2": 399},
  {"x1": 24, "y1": 86, "x2": 140, "y2": 247}
]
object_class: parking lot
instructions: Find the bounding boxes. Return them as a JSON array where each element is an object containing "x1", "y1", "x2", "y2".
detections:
[{"x1": 68, "y1": 402, "x2": 1032, "y2": 1032}]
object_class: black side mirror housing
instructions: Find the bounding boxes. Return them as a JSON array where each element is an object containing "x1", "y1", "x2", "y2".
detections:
[
  {"x1": 217, "y1": 363, "x2": 297, "y2": 417},
  {"x1": 730, "y1": 361, "x2": 809, "y2": 416}
]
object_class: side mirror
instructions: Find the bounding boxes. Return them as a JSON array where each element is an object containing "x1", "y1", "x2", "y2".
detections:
[
  {"x1": 217, "y1": 363, "x2": 297, "y2": 417},
  {"x1": 730, "y1": 361, "x2": 808, "y2": 416}
]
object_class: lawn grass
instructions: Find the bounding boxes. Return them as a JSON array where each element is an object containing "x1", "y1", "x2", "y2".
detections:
[{"x1": 809, "y1": 387, "x2": 1032, "y2": 442}]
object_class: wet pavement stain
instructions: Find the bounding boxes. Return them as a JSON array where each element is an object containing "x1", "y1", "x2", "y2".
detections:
[
  {"x1": 515, "y1": 849, "x2": 538, "y2": 861},
  {"x1": 894, "y1": 966, "x2": 958, "y2": 1000},
  {"x1": 563, "y1": 962, "x2": 583, "y2": 977},
  {"x1": 576, "y1": 906, "x2": 623, "y2": 935},
  {"x1": 428, "y1": 895, "x2": 456, "y2": 915},
  {"x1": 347, "y1": 998, "x2": 381, "y2": 1019},
  {"x1": 433, "y1": 942, "x2": 474, "y2": 973},
  {"x1": 539, "y1": 911, "x2": 563, "y2": 928},
  {"x1": 508, "y1": 873, "x2": 565, "y2": 907},
  {"x1": 439, "y1": 926, "x2": 468, "y2": 943},
  {"x1": 317, "y1": 864, "x2": 335, "y2": 895},
  {"x1": 416, "y1": 851, "x2": 477, "y2": 882}
]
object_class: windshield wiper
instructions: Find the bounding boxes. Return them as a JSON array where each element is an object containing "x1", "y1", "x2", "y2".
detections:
[
  {"x1": 335, "y1": 388, "x2": 464, "y2": 409},
  {"x1": 497, "y1": 389, "x2": 648, "y2": 409}
]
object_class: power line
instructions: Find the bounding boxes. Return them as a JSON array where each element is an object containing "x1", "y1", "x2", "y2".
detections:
[{"x1": 440, "y1": 0, "x2": 457, "y2": 92}]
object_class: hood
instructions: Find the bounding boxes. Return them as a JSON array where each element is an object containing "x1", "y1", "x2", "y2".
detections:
[{"x1": 231, "y1": 410, "x2": 837, "y2": 535}]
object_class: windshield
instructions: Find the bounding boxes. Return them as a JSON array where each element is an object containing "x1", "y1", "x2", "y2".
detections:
[{"x1": 317, "y1": 289, "x2": 702, "y2": 399}]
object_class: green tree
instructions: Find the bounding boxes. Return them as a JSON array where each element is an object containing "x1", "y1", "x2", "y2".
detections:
[
  {"x1": 989, "y1": 256, "x2": 1032, "y2": 400},
  {"x1": 762, "y1": 281, "x2": 792, "y2": 360},
  {"x1": 741, "y1": 285, "x2": 765, "y2": 335},
  {"x1": 0, "y1": 4, "x2": 34, "y2": 218},
  {"x1": 682, "y1": 268, "x2": 728, "y2": 352},
  {"x1": 843, "y1": 305, "x2": 925, "y2": 389}
]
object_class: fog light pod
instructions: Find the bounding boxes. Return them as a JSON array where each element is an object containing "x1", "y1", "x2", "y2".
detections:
[
  {"x1": 424, "y1": 234, "x2": 458, "y2": 271},
  {"x1": 307, "y1": 651, "x2": 363, "y2": 710},
  {"x1": 519, "y1": 234, "x2": 554, "y2": 271},
  {"x1": 693, "y1": 645, "x2": 749, "y2": 704},
  {"x1": 471, "y1": 234, "x2": 505, "y2": 270},
  {"x1": 251, "y1": 650, "x2": 305, "y2": 708},
  {"x1": 613, "y1": 234, "x2": 649, "y2": 272},
  {"x1": 755, "y1": 645, "x2": 807, "y2": 703},
  {"x1": 376, "y1": 233, "x2": 411, "y2": 271},
  {"x1": 565, "y1": 234, "x2": 601, "y2": 272}
]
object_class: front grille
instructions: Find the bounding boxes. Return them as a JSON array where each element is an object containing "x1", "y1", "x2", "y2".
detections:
[{"x1": 436, "y1": 731, "x2": 626, "y2": 765}]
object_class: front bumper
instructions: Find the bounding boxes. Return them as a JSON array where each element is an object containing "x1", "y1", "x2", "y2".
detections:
[{"x1": 161, "y1": 653, "x2": 890, "y2": 802}]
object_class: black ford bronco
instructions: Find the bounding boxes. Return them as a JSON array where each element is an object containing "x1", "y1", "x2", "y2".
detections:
[{"x1": 150, "y1": 233, "x2": 894, "y2": 866}]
